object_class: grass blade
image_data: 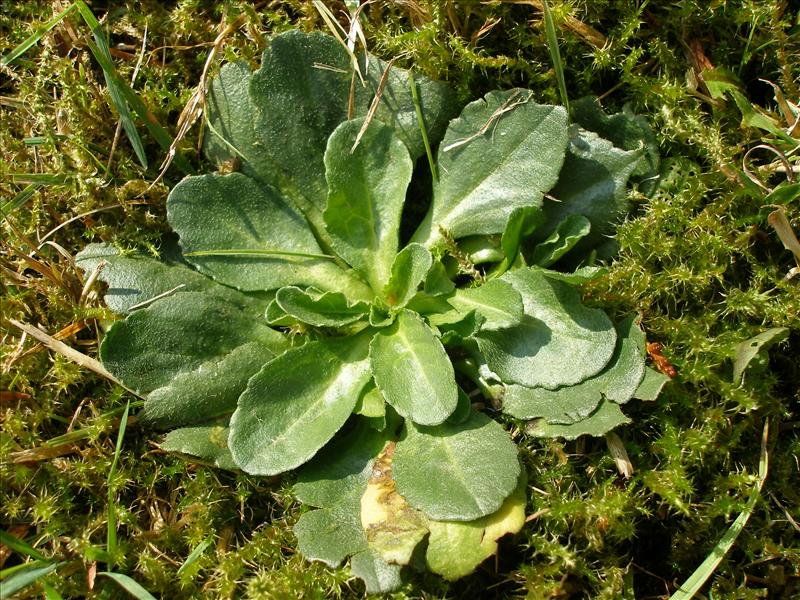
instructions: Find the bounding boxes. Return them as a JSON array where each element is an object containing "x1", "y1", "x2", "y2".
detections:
[
  {"x1": 542, "y1": 0, "x2": 570, "y2": 116},
  {"x1": 42, "y1": 581, "x2": 64, "y2": 600},
  {"x1": 99, "y1": 572, "x2": 157, "y2": 600},
  {"x1": 1, "y1": 183, "x2": 43, "y2": 215},
  {"x1": 106, "y1": 400, "x2": 131, "y2": 566},
  {"x1": 409, "y1": 71, "x2": 438, "y2": 181},
  {"x1": 0, "y1": 530, "x2": 46, "y2": 560},
  {"x1": 0, "y1": 562, "x2": 57, "y2": 598},
  {"x1": 74, "y1": 1, "x2": 148, "y2": 169},
  {"x1": 177, "y1": 538, "x2": 212, "y2": 575},
  {"x1": 83, "y1": 38, "x2": 192, "y2": 175},
  {"x1": 0, "y1": 4, "x2": 77, "y2": 66},
  {"x1": 669, "y1": 421, "x2": 769, "y2": 600},
  {"x1": 9, "y1": 173, "x2": 70, "y2": 185}
]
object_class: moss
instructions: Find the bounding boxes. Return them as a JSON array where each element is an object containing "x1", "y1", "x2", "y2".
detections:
[{"x1": 2, "y1": 1, "x2": 798, "y2": 598}]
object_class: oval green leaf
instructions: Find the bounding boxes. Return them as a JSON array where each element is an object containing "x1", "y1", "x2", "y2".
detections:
[
  {"x1": 393, "y1": 411, "x2": 520, "y2": 521},
  {"x1": 324, "y1": 118, "x2": 413, "y2": 292},
  {"x1": 369, "y1": 310, "x2": 458, "y2": 426},
  {"x1": 100, "y1": 291, "x2": 288, "y2": 429},
  {"x1": 477, "y1": 267, "x2": 616, "y2": 389},
  {"x1": 168, "y1": 172, "x2": 371, "y2": 299},
  {"x1": 412, "y1": 90, "x2": 568, "y2": 246},
  {"x1": 229, "y1": 335, "x2": 372, "y2": 476}
]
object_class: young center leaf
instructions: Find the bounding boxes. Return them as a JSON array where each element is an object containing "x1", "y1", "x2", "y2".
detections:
[
  {"x1": 324, "y1": 118, "x2": 413, "y2": 293},
  {"x1": 369, "y1": 310, "x2": 458, "y2": 426},
  {"x1": 229, "y1": 334, "x2": 373, "y2": 476},
  {"x1": 392, "y1": 411, "x2": 520, "y2": 521},
  {"x1": 412, "y1": 89, "x2": 569, "y2": 247},
  {"x1": 382, "y1": 243, "x2": 433, "y2": 309},
  {"x1": 444, "y1": 278, "x2": 524, "y2": 331},
  {"x1": 274, "y1": 286, "x2": 369, "y2": 327}
]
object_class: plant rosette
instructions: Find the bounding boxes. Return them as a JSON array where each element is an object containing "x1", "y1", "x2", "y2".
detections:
[{"x1": 77, "y1": 30, "x2": 669, "y2": 592}]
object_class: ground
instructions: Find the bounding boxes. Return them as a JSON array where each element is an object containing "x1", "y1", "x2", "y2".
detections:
[{"x1": 1, "y1": 1, "x2": 798, "y2": 599}]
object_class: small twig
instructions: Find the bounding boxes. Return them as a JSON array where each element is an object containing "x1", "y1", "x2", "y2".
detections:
[
  {"x1": 79, "y1": 259, "x2": 107, "y2": 305},
  {"x1": 152, "y1": 15, "x2": 245, "y2": 188},
  {"x1": 605, "y1": 431, "x2": 634, "y2": 479},
  {"x1": 37, "y1": 205, "x2": 124, "y2": 248},
  {"x1": 9, "y1": 319, "x2": 140, "y2": 397},
  {"x1": 769, "y1": 492, "x2": 800, "y2": 534},
  {"x1": 126, "y1": 284, "x2": 186, "y2": 311},
  {"x1": 352, "y1": 58, "x2": 396, "y2": 153},
  {"x1": 443, "y1": 90, "x2": 533, "y2": 152}
]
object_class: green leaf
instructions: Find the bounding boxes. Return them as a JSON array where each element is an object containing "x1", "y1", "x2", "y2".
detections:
[
  {"x1": 160, "y1": 425, "x2": 237, "y2": 470},
  {"x1": 293, "y1": 421, "x2": 388, "y2": 568},
  {"x1": 75, "y1": 243, "x2": 264, "y2": 315},
  {"x1": 383, "y1": 244, "x2": 433, "y2": 309},
  {"x1": 633, "y1": 367, "x2": 671, "y2": 401},
  {"x1": 203, "y1": 62, "x2": 262, "y2": 172},
  {"x1": 503, "y1": 383, "x2": 602, "y2": 424},
  {"x1": 732, "y1": 327, "x2": 789, "y2": 385},
  {"x1": 264, "y1": 299, "x2": 296, "y2": 327},
  {"x1": 499, "y1": 206, "x2": 545, "y2": 270},
  {"x1": 349, "y1": 549, "x2": 403, "y2": 595},
  {"x1": 229, "y1": 334, "x2": 372, "y2": 475},
  {"x1": 98, "y1": 572, "x2": 158, "y2": 600},
  {"x1": 426, "y1": 469, "x2": 527, "y2": 581},
  {"x1": 502, "y1": 315, "x2": 646, "y2": 421},
  {"x1": 246, "y1": 31, "x2": 456, "y2": 228},
  {"x1": 358, "y1": 54, "x2": 459, "y2": 161},
  {"x1": 526, "y1": 399, "x2": 630, "y2": 439},
  {"x1": 393, "y1": 411, "x2": 520, "y2": 521},
  {"x1": 0, "y1": 562, "x2": 57, "y2": 598},
  {"x1": 354, "y1": 386, "x2": 387, "y2": 431},
  {"x1": 446, "y1": 278, "x2": 524, "y2": 331},
  {"x1": 324, "y1": 118, "x2": 413, "y2": 291},
  {"x1": 370, "y1": 310, "x2": 458, "y2": 426},
  {"x1": 275, "y1": 286, "x2": 369, "y2": 327},
  {"x1": 168, "y1": 172, "x2": 372, "y2": 299},
  {"x1": 412, "y1": 90, "x2": 568, "y2": 247},
  {"x1": 541, "y1": 0, "x2": 569, "y2": 115},
  {"x1": 293, "y1": 502, "x2": 366, "y2": 568},
  {"x1": 448, "y1": 388, "x2": 474, "y2": 425},
  {"x1": 536, "y1": 266, "x2": 607, "y2": 285},
  {"x1": 598, "y1": 315, "x2": 647, "y2": 404},
  {"x1": 528, "y1": 214, "x2": 591, "y2": 267},
  {"x1": 75, "y1": 2, "x2": 148, "y2": 170},
  {"x1": 571, "y1": 96, "x2": 660, "y2": 188},
  {"x1": 423, "y1": 260, "x2": 456, "y2": 296},
  {"x1": 535, "y1": 127, "x2": 645, "y2": 260},
  {"x1": 295, "y1": 419, "x2": 388, "y2": 509},
  {"x1": 477, "y1": 267, "x2": 616, "y2": 389},
  {"x1": 100, "y1": 291, "x2": 288, "y2": 428},
  {"x1": 250, "y1": 30, "x2": 353, "y2": 220},
  {"x1": 0, "y1": 530, "x2": 46, "y2": 560}
]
